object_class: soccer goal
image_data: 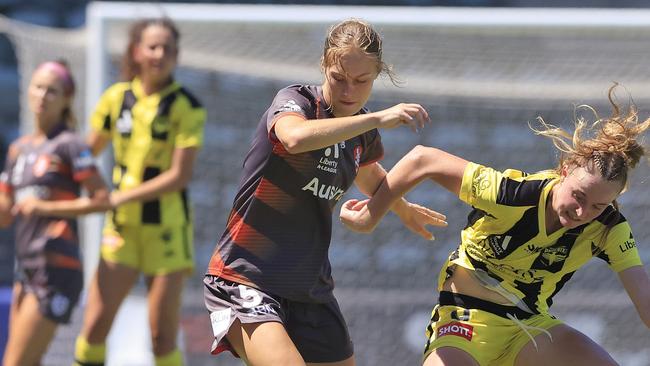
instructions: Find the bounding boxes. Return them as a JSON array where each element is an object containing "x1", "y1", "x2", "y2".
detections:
[{"x1": 2, "y1": 2, "x2": 650, "y2": 364}]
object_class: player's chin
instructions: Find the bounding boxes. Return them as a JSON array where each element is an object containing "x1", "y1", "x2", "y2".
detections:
[{"x1": 560, "y1": 216, "x2": 581, "y2": 229}]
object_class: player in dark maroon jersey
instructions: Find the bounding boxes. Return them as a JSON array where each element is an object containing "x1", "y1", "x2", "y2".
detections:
[
  {"x1": 204, "y1": 19, "x2": 447, "y2": 365},
  {"x1": 0, "y1": 61, "x2": 110, "y2": 366}
]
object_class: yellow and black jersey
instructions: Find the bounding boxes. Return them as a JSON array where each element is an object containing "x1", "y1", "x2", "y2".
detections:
[
  {"x1": 444, "y1": 162, "x2": 641, "y2": 315},
  {"x1": 91, "y1": 78, "x2": 206, "y2": 226}
]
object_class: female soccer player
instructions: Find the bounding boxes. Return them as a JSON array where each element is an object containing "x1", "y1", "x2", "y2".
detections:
[
  {"x1": 340, "y1": 86, "x2": 650, "y2": 366},
  {"x1": 73, "y1": 18, "x2": 206, "y2": 366},
  {"x1": 204, "y1": 18, "x2": 447, "y2": 366},
  {"x1": 0, "y1": 60, "x2": 110, "y2": 366}
]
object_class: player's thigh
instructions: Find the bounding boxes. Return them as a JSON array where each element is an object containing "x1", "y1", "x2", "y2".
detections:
[
  {"x1": 228, "y1": 319, "x2": 305, "y2": 366},
  {"x1": 6, "y1": 282, "x2": 25, "y2": 338},
  {"x1": 514, "y1": 324, "x2": 617, "y2": 366},
  {"x1": 424, "y1": 347, "x2": 480, "y2": 366},
  {"x1": 80, "y1": 259, "x2": 138, "y2": 341},
  {"x1": 287, "y1": 298, "x2": 354, "y2": 364},
  {"x1": 204, "y1": 276, "x2": 302, "y2": 365},
  {"x1": 3, "y1": 291, "x2": 57, "y2": 366}
]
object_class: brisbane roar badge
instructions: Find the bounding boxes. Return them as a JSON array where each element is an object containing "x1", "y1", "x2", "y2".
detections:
[{"x1": 32, "y1": 155, "x2": 51, "y2": 177}]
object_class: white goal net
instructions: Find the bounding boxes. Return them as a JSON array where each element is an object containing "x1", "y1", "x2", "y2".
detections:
[{"x1": 1, "y1": 2, "x2": 649, "y2": 365}]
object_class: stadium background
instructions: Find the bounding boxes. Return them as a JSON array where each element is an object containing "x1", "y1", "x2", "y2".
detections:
[{"x1": 1, "y1": 1, "x2": 650, "y2": 365}]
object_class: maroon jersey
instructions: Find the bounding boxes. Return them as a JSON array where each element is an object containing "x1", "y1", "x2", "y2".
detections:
[
  {"x1": 0, "y1": 124, "x2": 97, "y2": 271},
  {"x1": 207, "y1": 85, "x2": 384, "y2": 303}
]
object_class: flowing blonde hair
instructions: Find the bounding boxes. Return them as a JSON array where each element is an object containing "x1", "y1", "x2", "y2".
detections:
[{"x1": 532, "y1": 84, "x2": 649, "y2": 251}]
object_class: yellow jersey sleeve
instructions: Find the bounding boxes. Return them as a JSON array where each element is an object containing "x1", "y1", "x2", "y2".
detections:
[
  {"x1": 599, "y1": 221, "x2": 642, "y2": 272},
  {"x1": 90, "y1": 83, "x2": 126, "y2": 137},
  {"x1": 173, "y1": 96, "x2": 206, "y2": 149},
  {"x1": 459, "y1": 162, "x2": 504, "y2": 214}
]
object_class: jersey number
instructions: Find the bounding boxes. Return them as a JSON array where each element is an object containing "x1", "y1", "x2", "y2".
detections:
[{"x1": 238, "y1": 285, "x2": 262, "y2": 309}]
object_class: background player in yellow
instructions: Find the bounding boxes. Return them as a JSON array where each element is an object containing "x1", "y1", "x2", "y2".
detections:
[
  {"x1": 0, "y1": 60, "x2": 110, "y2": 366},
  {"x1": 73, "y1": 18, "x2": 206, "y2": 366},
  {"x1": 340, "y1": 86, "x2": 650, "y2": 366}
]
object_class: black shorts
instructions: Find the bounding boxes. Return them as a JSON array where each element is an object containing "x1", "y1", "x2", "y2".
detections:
[
  {"x1": 17, "y1": 264, "x2": 83, "y2": 324},
  {"x1": 203, "y1": 275, "x2": 354, "y2": 363}
]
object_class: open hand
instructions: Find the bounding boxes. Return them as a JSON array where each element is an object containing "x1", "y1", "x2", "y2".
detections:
[
  {"x1": 395, "y1": 202, "x2": 447, "y2": 241},
  {"x1": 12, "y1": 197, "x2": 45, "y2": 218}
]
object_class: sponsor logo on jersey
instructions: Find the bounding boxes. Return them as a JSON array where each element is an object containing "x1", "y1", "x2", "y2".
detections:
[
  {"x1": 317, "y1": 142, "x2": 346, "y2": 174},
  {"x1": 14, "y1": 185, "x2": 50, "y2": 202},
  {"x1": 437, "y1": 321, "x2": 473, "y2": 341},
  {"x1": 540, "y1": 246, "x2": 569, "y2": 266},
  {"x1": 317, "y1": 156, "x2": 338, "y2": 173},
  {"x1": 525, "y1": 244, "x2": 543, "y2": 254},
  {"x1": 471, "y1": 168, "x2": 492, "y2": 197},
  {"x1": 73, "y1": 149, "x2": 95, "y2": 171},
  {"x1": 301, "y1": 177, "x2": 345, "y2": 201},
  {"x1": 210, "y1": 308, "x2": 232, "y2": 338},
  {"x1": 250, "y1": 303, "x2": 279, "y2": 317},
  {"x1": 353, "y1": 145, "x2": 362, "y2": 173},
  {"x1": 619, "y1": 239, "x2": 636, "y2": 253},
  {"x1": 278, "y1": 100, "x2": 303, "y2": 113},
  {"x1": 486, "y1": 234, "x2": 512, "y2": 257},
  {"x1": 32, "y1": 155, "x2": 51, "y2": 177},
  {"x1": 117, "y1": 110, "x2": 133, "y2": 134}
]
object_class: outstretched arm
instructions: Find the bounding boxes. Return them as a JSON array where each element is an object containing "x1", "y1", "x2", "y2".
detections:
[
  {"x1": 341, "y1": 145, "x2": 467, "y2": 233},
  {"x1": 87, "y1": 130, "x2": 112, "y2": 157},
  {"x1": 618, "y1": 265, "x2": 650, "y2": 328},
  {"x1": 353, "y1": 161, "x2": 447, "y2": 240},
  {"x1": 274, "y1": 103, "x2": 429, "y2": 154},
  {"x1": 12, "y1": 172, "x2": 111, "y2": 218}
]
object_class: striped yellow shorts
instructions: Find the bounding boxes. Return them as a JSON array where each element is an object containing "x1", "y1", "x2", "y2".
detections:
[
  {"x1": 424, "y1": 291, "x2": 562, "y2": 366},
  {"x1": 100, "y1": 219, "x2": 194, "y2": 276}
]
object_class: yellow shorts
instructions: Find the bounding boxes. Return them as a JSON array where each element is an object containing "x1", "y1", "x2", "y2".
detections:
[
  {"x1": 423, "y1": 291, "x2": 562, "y2": 366},
  {"x1": 100, "y1": 219, "x2": 194, "y2": 276}
]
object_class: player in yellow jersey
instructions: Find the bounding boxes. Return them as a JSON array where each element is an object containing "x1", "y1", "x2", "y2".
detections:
[
  {"x1": 340, "y1": 85, "x2": 650, "y2": 366},
  {"x1": 73, "y1": 18, "x2": 206, "y2": 366}
]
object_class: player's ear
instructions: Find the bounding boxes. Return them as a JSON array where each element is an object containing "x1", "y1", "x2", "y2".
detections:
[{"x1": 560, "y1": 164, "x2": 569, "y2": 179}]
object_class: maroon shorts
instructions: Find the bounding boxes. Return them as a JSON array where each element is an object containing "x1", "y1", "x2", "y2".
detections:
[
  {"x1": 17, "y1": 265, "x2": 82, "y2": 324},
  {"x1": 203, "y1": 275, "x2": 354, "y2": 363}
]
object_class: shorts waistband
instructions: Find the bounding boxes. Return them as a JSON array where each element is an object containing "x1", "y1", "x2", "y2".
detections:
[{"x1": 438, "y1": 291, "x2": 536, "y2": 320}]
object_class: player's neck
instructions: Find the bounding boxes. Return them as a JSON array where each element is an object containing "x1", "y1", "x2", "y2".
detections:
[
  {"x1": 33, "y1": 117, "x2": 62, "y2": 141},
  {"x1": 140, "y1": 76, "x2": 173, "y2": 96}
]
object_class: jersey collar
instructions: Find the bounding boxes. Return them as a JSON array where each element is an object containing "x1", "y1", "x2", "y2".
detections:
[{"x1": 538, "y1": 177, "x2": 568, "y2": 239}]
